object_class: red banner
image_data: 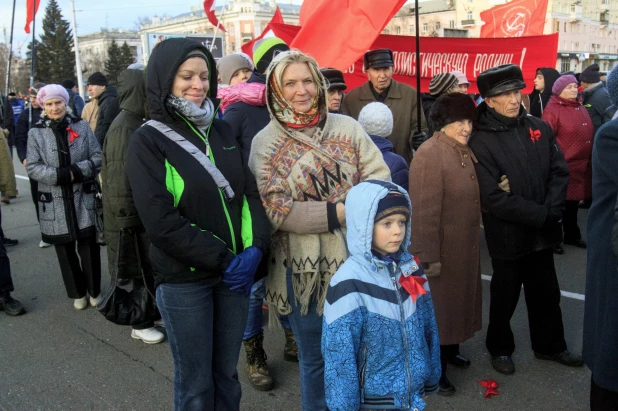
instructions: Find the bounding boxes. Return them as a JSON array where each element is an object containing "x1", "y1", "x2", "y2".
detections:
[
  {"x1": 480, "y1": 0, "x2": 549, "y2": 38},
  {"x1": 260, "y1": 23, "x2": 558, "y2": 94}
]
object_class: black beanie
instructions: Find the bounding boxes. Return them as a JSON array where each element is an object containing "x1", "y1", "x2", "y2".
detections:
[
  {"x1": 580, "y1": 64, "x2": 600, "y2": 83},
  {"x1": 61, "y1": 79, "x2": 76, "y2": 89},
  {"x1": 87, "y1": 72, "x2": 108, "y2": 86},
  {"x1": 375, "y1": 192, "x2": 409, "y2": 222}
]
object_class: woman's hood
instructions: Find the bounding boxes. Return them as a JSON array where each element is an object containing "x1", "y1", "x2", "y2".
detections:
[
  {"x1": 345, "y1": 180, "x2": 411, "y2": 258},
  {"x1": 264, "y1": 53, "x2": 328, "y2": 125},
  {"x1": 146, "y1": 38, "x2": 219, "y2": 123},
  {"x1": 117, "y1": 68, "x2": 147, "y2": 118}
]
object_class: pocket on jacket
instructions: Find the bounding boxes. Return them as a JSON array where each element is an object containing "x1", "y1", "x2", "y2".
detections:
[{"x1": 37, "y1": 191, "x2": 55, "y2": 221}]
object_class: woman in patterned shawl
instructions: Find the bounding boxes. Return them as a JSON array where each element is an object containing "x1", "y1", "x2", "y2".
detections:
[{"x1": 249, "y1": 50, "x2": 391, "y2": 410}]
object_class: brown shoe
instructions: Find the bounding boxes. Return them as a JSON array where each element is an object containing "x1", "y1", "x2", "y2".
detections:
[
  {"x1": 243, "y1": 332, "x2": 274, "y2": 391},
  {"x1": 0, "y1": 196, "x2": 9, "y2": 204},
  {"x1": 283, "y1": 327, "x2": 299, "y2": 362}
]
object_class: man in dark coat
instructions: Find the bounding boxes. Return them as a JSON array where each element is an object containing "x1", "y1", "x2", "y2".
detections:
[
  {"x1": 61, "y1": 79, "x2": 85, "y2": 117},
  {"x1": 469, "y1": 64, "x2": 583, "y2": 375},
  {"x1": 320, "y1": 68, "x2": 347, "y2": 114},
  {"x1": 580, "y1": 64, "x2": 617, "y2": 136},
  {"x1": 86, "y1": 72, "x2": 121, "y2": 147},
  {"x1": 342, "y1": 48, "x2": 428, "y2": 164},
  {"x1": 584, "y1": 65, "x2": 618, "y2": 410},
  {"x1": 0, "y1": 204, "x2": 25, "y2": 316},
  {"x1": 102, "y1": 67, "x2": 164, "y2": 344}
]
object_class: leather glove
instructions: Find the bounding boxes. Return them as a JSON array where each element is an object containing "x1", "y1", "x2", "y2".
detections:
[
  {"x1": 423, "y1": 262, "x2": 441, "y2": 278},
  {"x1": 498, "y1": 175, "x2": 510, "y2": 193},
  {"x1": 223, "y1": 246, "x2": 263, "y2": 297}
]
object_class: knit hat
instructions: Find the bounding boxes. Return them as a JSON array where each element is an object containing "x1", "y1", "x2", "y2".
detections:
[
  {"x1": 87, "y1": 72, "x2": 108, "y2": 86},
  {"x1": 217, "y1": 53, "x2": 254, "y2": 85},
  {"x1": 430, "y1": 92, "x2": 477, "y2": 132},
  {"x1": 606, "y1": 65, "x2": 618, "y2": 107},
  {"x1": 182, "y1": 49, "x2": 208, "y2": 64},
  {"x1": 358, "y1": 102, "x2": 393, "y2": 137},
  {"x1": 429, "y1": 73, "x2": 458, "y2": 96},
  {"x1": 451, "y1": 70, "x2": 470, "y2": 86},
  {"x1": 580, "y1": 64, "x2": 601, "y2": 83},
  {"x1": 552, "y1": 74, "x2": 578, "y2": 96},
  {"x1": 253, "y1": 37, "x2": 290, "y2": 74},
  {"x1": 375, "y1": 191, "x2": 409, "y2": 223},
  {"x1": 29, "y1": 82, "x2": 46, "y2": 96},
  {"x1": 61, "y1": 79, "x2": 75, "y2": 89},
  {"x1": 36, "y1": 84, "x2": 69, "y2": 107}
]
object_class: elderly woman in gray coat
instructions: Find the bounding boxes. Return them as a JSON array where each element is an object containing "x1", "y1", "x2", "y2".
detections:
[{"x1": 26, "y1": 84, "x2": 102, "y2": 311}]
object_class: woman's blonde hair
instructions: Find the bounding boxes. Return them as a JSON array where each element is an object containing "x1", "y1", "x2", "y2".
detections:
[{"x1": 268, "y1": 49, "x2": 327, "y2": 97}]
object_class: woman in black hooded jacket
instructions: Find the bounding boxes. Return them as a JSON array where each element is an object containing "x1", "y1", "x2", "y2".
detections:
[
  {"x1": 126, "y1": 39, "x2": 270, "y2": 410},
  {"x1": 529, "y1": 67, "x2": 560, "y2": 118}
]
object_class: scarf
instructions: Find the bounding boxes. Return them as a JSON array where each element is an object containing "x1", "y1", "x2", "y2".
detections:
[
  {"x1": 165, "y1": 95, "x2": 215, "y2": 131},
  {"x1": 268, "y1": 74, "x2": 319, "y2": 129}
]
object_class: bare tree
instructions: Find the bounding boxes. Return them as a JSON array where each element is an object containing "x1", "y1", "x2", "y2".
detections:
[{"x1": 134, "y1": 15, "x2": 153, "y2": 30}]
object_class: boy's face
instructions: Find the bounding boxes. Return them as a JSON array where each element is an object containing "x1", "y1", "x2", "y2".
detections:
[{"x1": 372, "y1": 213, "x2": 407, "y2": 256}]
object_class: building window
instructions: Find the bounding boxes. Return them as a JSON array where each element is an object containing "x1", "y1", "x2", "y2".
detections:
[
  {"x1": 396, "y1": 26, "x2": 401, "y2": 34},
  {"x1": 243, "y1": 23, "x2": 251, "y2": 33},
  {"x1": 423, "y1": 23, "x2": 428, "y2": 32},
  {"x1": 435, "y1": 22, "x2": 441, "y2": 30},
  {"x1": 450, "y1": 20, "x2": 455, "y2": 28},
  {"x1": 409, "y1": 25, "x2": 415, "y2": 34},
  {"x1": 561, "y1": 58, "x2": 570, "y2": 72},
  {"x1": 467, "y1": 12, "x2": 473, "y2": 20}
]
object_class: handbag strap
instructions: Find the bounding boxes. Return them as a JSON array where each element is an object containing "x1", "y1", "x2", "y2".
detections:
[
  {"x1": 145, "y1": 119, "x2": 235, "y2": 202},
  {"x1": 132, "y1": 230, "x2": 156, "y2": 301},
  {"x1": 97, "y1": 230, "x2": 124, "y2": 308}
]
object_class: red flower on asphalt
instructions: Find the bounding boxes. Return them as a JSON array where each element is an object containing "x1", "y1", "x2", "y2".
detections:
[
  {"x1": 67, "y1": 126, "x2": 80, "y2": 143},
  {"x1": 529, "y1": 128, "x2": 541, "y2": 143},
  {"x1": 479, "y1": 379, "x2": 500, "y2": 398}
]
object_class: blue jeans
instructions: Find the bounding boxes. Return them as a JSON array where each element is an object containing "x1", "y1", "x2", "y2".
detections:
[
  {"x1": 157, "y1": 278, "x2": 249, "y2": 411},
  {"x1": 286, "y1": 270, "x2": 326, "y2": 411},
  {"x1": 243, "y1": 278, "x2": 291, "y2": 340}
]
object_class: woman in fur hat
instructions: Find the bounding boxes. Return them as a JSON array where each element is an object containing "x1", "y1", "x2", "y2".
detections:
[{"x1": 409, "y1": 92, "x2": 485, "y2": 395}]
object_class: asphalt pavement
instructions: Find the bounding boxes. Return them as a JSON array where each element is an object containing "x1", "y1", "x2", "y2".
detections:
[{"x1": 0, "y1": 156, "x2": 590, "y2": 411}]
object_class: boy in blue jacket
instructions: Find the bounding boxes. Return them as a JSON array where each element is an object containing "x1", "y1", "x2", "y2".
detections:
[{"x1": 322, "y1": 180, "x2": 441, "y2": 411}]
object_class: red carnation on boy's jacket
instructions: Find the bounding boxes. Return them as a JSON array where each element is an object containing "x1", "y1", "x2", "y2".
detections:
[{"x1": 479, "y1": 379, "x2": 500, "y2": 398}]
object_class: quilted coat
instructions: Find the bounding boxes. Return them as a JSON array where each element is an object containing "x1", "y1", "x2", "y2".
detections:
[{"x1": 542, "y1": 95, "x2": 594, "y2": 201}]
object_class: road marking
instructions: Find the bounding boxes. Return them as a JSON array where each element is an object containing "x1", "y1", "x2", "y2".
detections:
[
  {"x1": 481, "y1": 274, "x2": 585, "y2": 301},
  {"x1": 15, "y1": 174, "x2": 29, "y2": 180}
]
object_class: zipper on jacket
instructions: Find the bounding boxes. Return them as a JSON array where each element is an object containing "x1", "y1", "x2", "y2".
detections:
[
  {"x1": 359, "y1": 342, "x2": 368, "y2": 403},
  {"x1": 390, "y1": 267, "x2": 412, "y2": 407},
  {"x1": 178, "y1": 112, "x2": 237, "y2": 254}
]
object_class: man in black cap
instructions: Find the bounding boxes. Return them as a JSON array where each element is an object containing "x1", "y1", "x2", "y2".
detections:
[
  {"x1": 320, "y1": 68, "x2": 347, "y2": 114},
  {"x1": 580, "y1": 63, "x2": 616, "y2": 136},
  {"x1": 61, "y1": 79, "x2": 85, "y2": 117},
  {"x1": 469, "y1": 64, "x2": 583, "y2": 375},
  {"x1": 82, "y1": 72, "x2": 120, "y2": 147},
  {"x1": 341, "y1": 48, "x2": 428, "y2": 164}
]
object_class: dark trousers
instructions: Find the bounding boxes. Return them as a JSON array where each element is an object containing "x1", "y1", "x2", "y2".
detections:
[
  {"x1": 29, "y1": 178, "x2": 39, "y2": 222},
  {"x1": 54, "y1": 236, "x2": 101, "y2": 299},
  {"x1": 0, "y1": 206, "x2": 13, "y2": 294},
  {"x1": 486, "y1": 249, "x2": 567, "y2": 357},
  {"x1": 440, "y1": 344, "x2": 460, "y2": 376},
  {"x1": 563, "y1": 200, "x2": 582, "y2": 243},
  {"x1": 591, "y1": 376, "x2": 618, "y2": 411}
]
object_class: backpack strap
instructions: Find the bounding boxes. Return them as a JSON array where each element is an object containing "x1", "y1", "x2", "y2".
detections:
[{"x1": 145, "y1": 119, "x2": 235, "y2": 202}]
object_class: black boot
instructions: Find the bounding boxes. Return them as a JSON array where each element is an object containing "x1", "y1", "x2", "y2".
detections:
[
  {"x1": 438, "y1": 375, "x2": 456, "y2": 396},
  {"x1": 0, "y1": 293, "x2": 26, "y2": 316}
]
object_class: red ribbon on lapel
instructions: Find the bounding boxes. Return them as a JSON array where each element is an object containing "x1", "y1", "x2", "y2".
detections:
[
  {"x1": 399, "y1": 274, "x2": 427, "y2": 303},
  {"x1": 529, "y1": 128, "x2": 541, "y2": 143},
  {"x1": 67, "y1": 126, "x2": 80, "y2": 143},
  {"x1": 479, "y1": 379, "x2": 499, "y2": 398}
]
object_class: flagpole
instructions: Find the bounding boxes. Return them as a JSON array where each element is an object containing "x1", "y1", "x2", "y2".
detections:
[
  {"x1": 29, "y1": 0, "x2": 36, "y2": 128},
  {"x1": 414, "y1": 0, "x2": 422, "y2": 133},
  {"x1": 209, "y1": 0, "x2": 229, "y2": 53},
  {"x1": 4, "y1": 0, "x2": 17, "y2": 95},
  {"x1": 70, "y1": 0, "x2": 85, "y2": 100}
]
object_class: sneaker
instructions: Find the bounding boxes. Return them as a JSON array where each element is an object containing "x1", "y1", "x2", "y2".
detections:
[
  {"x1": 0, "y1": 293, "x2": 26, "y2": 316},
  {"x1": 39, "y1": 240, "x2": 52, "y2": 248},
  {"x1": 131, "y1": 327, "x2": 165, "y2": 344},
  {"x1": 3, "y1": 238, "x2": 18, "y2": 246},
  {"x1": 491, "y1": 355, "x2": 515, "y2": 375},
  {"x1": 74, "y1": 297, "x2": 88, "y2": 310},
  {"x1": 243, "y1": 332, "x2": 274, "y2": 391},
  {"x1": 89, "y1": 295, "x2": 100, "y2": 307},
  {"x1": 534, "y1": 350, "x2": 584, "y2": 367}
]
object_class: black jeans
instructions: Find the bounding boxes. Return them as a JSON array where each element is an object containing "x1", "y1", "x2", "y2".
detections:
[
  {"x1": 440, "y1": 344, "x2": 460, "y2": 376},
  {"x1": 591, "y1": 375, "x2": 618, "y2": 411},
  {"x1": 54, "y1": 236, "x2": 101, "y2": 299},
  {"x1": 563, "y1": 200, "x2": 581, "y2": 243},
  {"x1": 0, "y1": 206, "x2": 13, "y2": 294},
  {"x1": 486, "y1": 249, "x2": 567, "y2": 357},
  {"x1": 29, "y1": 178, "x2": 39, "y2": 222}
]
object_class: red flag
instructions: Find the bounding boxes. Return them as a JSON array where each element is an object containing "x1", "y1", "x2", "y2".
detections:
[
  {"x1": 203, "y1": 0, "x2": 226, "y2": 33},
  {"x1": 241, "y1": 7, "x2": 284, "y2": 58},
  {"x1": 24, "y1": 0, "x2": 41, "y2": 34},
  {"x1": 480, "y1": 0, "x2": 548, "y2": 38},
  {"x1": 290, "y1": 0, "x2": 407, "y2": 70}
]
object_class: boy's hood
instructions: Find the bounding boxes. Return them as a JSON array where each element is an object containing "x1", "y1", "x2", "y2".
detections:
[{"x1": 345, "y1": 180, "x2": 411, "y2": 259}]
